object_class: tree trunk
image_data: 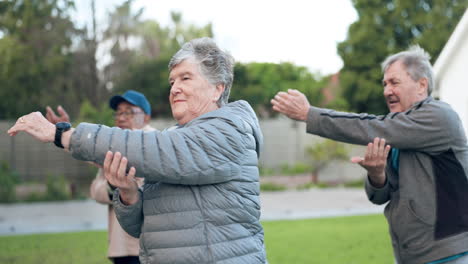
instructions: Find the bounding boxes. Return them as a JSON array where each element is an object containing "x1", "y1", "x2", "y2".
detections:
[{"x1": 311, "y1": 171, "x2": 319, "y2": 184}]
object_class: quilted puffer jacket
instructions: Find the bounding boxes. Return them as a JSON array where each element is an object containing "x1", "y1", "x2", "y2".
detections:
[{"x1": 70, "y1": 100, "x2": 267, "y2": 264}]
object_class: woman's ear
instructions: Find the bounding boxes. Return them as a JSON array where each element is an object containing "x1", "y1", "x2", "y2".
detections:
[{"x1": 214, "y1": 84, "x2": 225, "y2": 102}]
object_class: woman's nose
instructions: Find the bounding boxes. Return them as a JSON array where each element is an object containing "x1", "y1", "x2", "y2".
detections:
[{"x1": 170, "y1": 82, "x2": 181, "y2": 95}]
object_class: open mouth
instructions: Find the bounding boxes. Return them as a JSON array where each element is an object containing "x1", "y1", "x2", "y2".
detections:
[{"x1": 387, "y1": 97, "x2": 399, "y2": 106}]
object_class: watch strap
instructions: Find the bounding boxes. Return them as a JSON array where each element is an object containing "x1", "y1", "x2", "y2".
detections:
[{"x1": 54, "y1": 122, "x2": 71, "y2": 148}]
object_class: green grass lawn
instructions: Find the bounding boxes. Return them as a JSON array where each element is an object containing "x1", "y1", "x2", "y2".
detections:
[
  {"x1": 0, "y1": 214, "x2": 393, "y2": 264},
  {"x1": 263, "y1": 214, "x2": 393, "y2": 264}
]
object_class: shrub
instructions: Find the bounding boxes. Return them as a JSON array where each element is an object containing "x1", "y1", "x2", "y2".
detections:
[
  {"x1": 279, "y1": 162, "x2": 311, "y2": 175},
  {"x1": 306, "y1": 140, "x2": 349, "y2": 183},
  {"x1": 0, "y1": 161, "x2": 20, "y2": 203},
  {"x1": 259, "y1": 166, "x2": 275, "y2": 176},
  {"x1": 19, "y1": 175, "x2": 71, "y2": 202},
  {"x1": 343, "y1": 178, "x2": 365, "y2": 188},
  {"x1": 44, "y1": 174, "x2": 71, "y2": 201},
  {"x1": 260, "y1": 182, "x2": 287, "y2": 192},
  {"x1": 76, "y1": 99, "x2": 114, "y2": 127}
]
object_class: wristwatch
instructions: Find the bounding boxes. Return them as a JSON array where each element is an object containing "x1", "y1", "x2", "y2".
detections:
[{"x1": 54, "y1": 122, "x2": 72, "y2": 148}]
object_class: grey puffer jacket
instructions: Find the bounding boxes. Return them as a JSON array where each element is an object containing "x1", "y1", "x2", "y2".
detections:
[{"x1": 70, "y1": 100, "x2": 266, "y2": 264}]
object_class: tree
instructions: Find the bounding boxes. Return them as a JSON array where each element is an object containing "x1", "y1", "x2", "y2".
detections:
[
  {"x1": 101, "y1": 0, "x2": 144, "y2": 90},
  {"x1": 115, "y1": 59, "x2": 172, "y2": 117},
  {"x1": 306, "y1": 140, "x2": 349, "y2": 183},
  {"x1": 71, "y1": 0, "x2": 104, "y2": 109},
  {"x1": 338, "y1": 0, "x2": 468, "y2": 114},
  {"x1": 231, "y1": 62, "x2": 326, "y2": 117},
  {"x1": 0, "y1": 0, "x2": 78, "y2": 119},
  {"x1": 75, "y1": 99, "x2": 114, "y2": 127},
  {"x1": 166, "y1": 11, "x2": 213, "y2": 54}
]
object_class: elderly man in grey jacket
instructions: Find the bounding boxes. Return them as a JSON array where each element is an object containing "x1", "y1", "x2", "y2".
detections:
[
  {"x1": 8, "y1": 38, "x2": 267, "y2": 264},
  {"x1": 271, "y1": 46, "x2": 468, "y2": 264}
]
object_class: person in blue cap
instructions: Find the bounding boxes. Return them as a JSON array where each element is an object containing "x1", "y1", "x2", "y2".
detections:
[
  {"x1": 108, "y1": 90, "x2": 153, "y2": 131},
  {"x1": 46, "y1": 90, "x2": 156, "y2": 264},
  {"x1": 46, "y1": 90, "x2": 153, "y2": 131}
]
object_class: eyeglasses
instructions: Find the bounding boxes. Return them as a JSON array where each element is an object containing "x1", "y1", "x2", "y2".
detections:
[{"x1": 113, "y1": 110, "x2": 144, "y2": 119}]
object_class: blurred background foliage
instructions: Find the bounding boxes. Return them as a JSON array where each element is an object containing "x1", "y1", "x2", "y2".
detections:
[{"x1": 0, "y1": 0, "x2": 466, "y2": 121}]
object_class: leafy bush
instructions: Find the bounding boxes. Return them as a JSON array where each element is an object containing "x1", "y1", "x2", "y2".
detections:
[
  {"x1": 75, "y1": 100, "x2": 114, "y2": 127},
  {"x1": 20, "y1": 174, "x2": 71, "y2": 202},
  {"x1": 43, "y1": 174, "x2": 71, "y2": 201},
  {"x1": 22, "y1": 192, "x2": 46, "y2": 202},
  {"x1": 306, "y1": 140, "x2": 349, "y2": 183},
  {"x1": 343, "y1": 178, "x2": 365, "y2": 188},
  {"x1": 279, "y1": 162, "x2": 311, "y2": 175},
  {"x1": 260, "y1": 182, "x2": 287, "y2": 192},
  {"x1": 259, "y1": 166, "x2": 275, "y2": 176},
  {"x1": 0, "y1": 161, "x2": 20, "y2": 203}
]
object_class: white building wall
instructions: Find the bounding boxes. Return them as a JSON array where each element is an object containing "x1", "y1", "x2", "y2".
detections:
[
  {"x1": 438, "y1": 43, "x2": 468, "y2": 134},
  {"x1": 434, "y1": 9, "x2": 468, "y2": 135},
  {"x1": 436, "y1": 30, "x2": 468, "y2": 135}
]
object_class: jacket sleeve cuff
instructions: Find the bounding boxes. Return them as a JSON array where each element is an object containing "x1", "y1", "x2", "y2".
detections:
[
  {"x1": 113, "y1": 189, "x2": 143, "y2": 238},
  {"x1": 306, "y1": 106, "x2": 325, "y2": 135},
  {"x1": 365, "y1": 175, "x2": 390, "y2": 205}
]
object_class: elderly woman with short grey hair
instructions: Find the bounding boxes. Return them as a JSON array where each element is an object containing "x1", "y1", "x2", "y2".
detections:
[{"x1": 8, "y1": 37, "x2": 267, "y2": 264}]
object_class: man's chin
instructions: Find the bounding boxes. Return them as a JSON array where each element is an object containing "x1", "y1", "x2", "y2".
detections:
[{"x1": 387, "y1": 103, "x2": 400, "y2": 113}]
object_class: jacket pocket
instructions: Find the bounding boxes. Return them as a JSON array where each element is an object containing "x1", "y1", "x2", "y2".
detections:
[
  {"x1": 392, "y1": 199, "x2": 434, "y2": 251},
  {"x1": 407, "y1": 199, "x2": 433, "y2": 226}
]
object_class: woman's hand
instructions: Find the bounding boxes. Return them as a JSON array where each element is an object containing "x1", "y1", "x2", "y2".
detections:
[
  {"x1": 7, "y1": 112, "x2": 56, "y2": 143},
  {"x1": 350, "y1": 137, "x2": 391, "y2": 188},
  {"x1": 103, "y1": 151, "x2": 139, "y2": 205}
]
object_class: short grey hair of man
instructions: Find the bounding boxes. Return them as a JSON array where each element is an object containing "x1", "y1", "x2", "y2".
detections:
[
  {"x1": 169, "y1": 37, "x2": 235, "y2": 107},
  {"x1": 381, "y1": 45, "x2": 434, "y2": 95}
]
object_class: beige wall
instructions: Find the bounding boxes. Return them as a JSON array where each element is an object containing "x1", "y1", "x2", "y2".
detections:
[{"x1": 0, "y1": 121, "x2": 95, "y2": 186}]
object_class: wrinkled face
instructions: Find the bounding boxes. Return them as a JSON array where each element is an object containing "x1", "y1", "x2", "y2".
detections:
[
  {"x1": 169, "y1": 59, "x2": 224, "y2": 125},
  {"x1": 114, "y1": 101, "x2": 146, "y2": 129},
  {"x1": 382, "y1": 60, "x2": 428, "y2": 113}
]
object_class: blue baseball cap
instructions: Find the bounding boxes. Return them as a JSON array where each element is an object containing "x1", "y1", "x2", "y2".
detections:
[{"x1": 109, "y1": 90, "x2": 151, "y2": 115}]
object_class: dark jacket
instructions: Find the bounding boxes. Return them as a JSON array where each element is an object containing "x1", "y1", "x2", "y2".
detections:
[
  {"x1": 70, "y1": 100, "x2": 266, "y2": 264},
  {"x1": 306, "y1": 97, "x2": 468, "y2": 264}
]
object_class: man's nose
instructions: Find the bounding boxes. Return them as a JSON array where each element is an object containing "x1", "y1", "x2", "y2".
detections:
[
  {"x1": 115, "y1": 113, "x2": 127, "y2": 121},
  {"x1": 383, "y1": 86, "x2": 393, "y2": 96}
]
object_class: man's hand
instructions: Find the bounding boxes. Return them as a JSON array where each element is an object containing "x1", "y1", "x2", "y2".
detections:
[
  {"x1": 271, "y1": 89, "x2": 310, "y2": 121},
  {"x1": 46, "y1": 105, "x2": 70, "y2": 124},
  {"x1": 103, "y1": 151, "x2": 139, "y2": 205},
  {"x1": 351, "y1": 137, "x2": 391, "y2": 188}
]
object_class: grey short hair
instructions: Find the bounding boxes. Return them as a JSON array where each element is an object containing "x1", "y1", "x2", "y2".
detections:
[
  {"x1": 169, "y1": 37, "x2": 235, "y2": 107},
  {"x1": 381, "y1": 45, "x2": 434, "y2": 95}
]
